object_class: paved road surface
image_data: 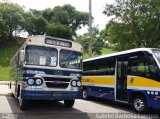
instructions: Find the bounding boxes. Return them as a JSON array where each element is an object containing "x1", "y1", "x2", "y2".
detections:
[{"x1": 0, "y1": 85, "x2": 159, "y2": 119}]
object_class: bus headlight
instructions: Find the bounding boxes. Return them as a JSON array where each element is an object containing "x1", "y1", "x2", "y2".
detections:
[
  {"x1": 35, "y1": 79, "x2": 43, "y2": 85},
  {"x1": 71, "y1": 80, "x2": 77, "y2": 87},
  {"x1": 27, "y1": 79, "x2": 34, "y2": 85},
  {"x1": 77, "y1": 81, "x2": 81, "y2": 86}
]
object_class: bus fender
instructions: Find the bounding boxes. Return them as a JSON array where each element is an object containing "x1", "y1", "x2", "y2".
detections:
[{"x1": 128, "y1": 90, "x2": 151, "y2": 107}]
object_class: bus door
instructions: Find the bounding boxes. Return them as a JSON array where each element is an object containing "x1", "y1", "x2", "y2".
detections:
[{"x1": 116, "y1": 56, "x2": 128, "y2": 101}]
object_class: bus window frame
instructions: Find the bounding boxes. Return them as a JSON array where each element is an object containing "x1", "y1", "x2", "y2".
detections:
[
  {"x1": 25, "y1": 45, "x2": 58, "y2": 67},
  {"x1": 59, "y1": 49, "x2": 83, "y2": 70},
  {"x1": 128, "y1": 51, "x2": 160, "y2": 81},
  {"x1": 83, "y1": 57, "x2": 116, "y2": 76}
]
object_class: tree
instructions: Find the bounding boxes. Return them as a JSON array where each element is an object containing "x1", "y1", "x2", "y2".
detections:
[
  {"x1": 23, "y1": 12, "x2": 47, "y2": 35},
  {"x1": 103, "y1": 21, "x2": 136, "y2": 51},
  {"x1": 0, "y1": 2, "x2": 89, "y2": 41},
  {"x1": 46, "y1": 23, "x2": 72, "y2": 39},
  {"x1": 0, "y1": 2, "x2": 25, "y2": 39},
  {"x1": 76, "y1": 26, "x2": 105, "y2": 55},
  {"x1": 42, "y1": 4, "x2": 89, "y2": 35},
  {"x1": 24, "y1": 4, "x2": 89, "y2": 38},
  {"x1": 103, "y1": 0, "x2": 160, "y2": 49}
]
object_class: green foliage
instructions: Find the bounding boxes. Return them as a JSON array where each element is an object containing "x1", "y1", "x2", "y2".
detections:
[
  {"x1": 103, "y1": 0, "x2": 160, "y2": 50},
  {"x1": 0, "y1": 2, "x2": 25, "y2": 39},
  {"x1": 42, "y1": 4, "x2": 89, "y2": 35},
  {"x1": 102, "y1": 21, "x2": 136, "y2": 51},
  {"x1": 76, "y1": 26, "x2": 105, "y2": 55},
  {"x1": 83, "y1": 48, "x2": 115, "y2": 59},
  {"x1": 46, "y1": 23, "x2": 72, "y2": 39},
  {"x1": 0, "y1": 2, "x2": 89, "y2": 41},
  {"x1": 24, "y1": 13, "x2": 47, "y2": 35},
  {"x1": 0, "y1": 42, "x2": 22, "y2": 80}
]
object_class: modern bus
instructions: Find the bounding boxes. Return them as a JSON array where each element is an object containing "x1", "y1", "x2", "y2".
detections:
[
  {"x1": 82, "y1": 48, "x2": 160, "y2": 113},
  {"x1": 9, "y1": 35, "x2": 83, "y2": 110}
]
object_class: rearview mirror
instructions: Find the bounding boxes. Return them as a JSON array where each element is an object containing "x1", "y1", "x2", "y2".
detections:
[{"x1": 19, "y1": 50, "x2": 25, "y2": 62}]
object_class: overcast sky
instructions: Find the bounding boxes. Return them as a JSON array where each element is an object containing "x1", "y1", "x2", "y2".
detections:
[{"x1": 8, "y1": 0, "x2": 114, "y2": 34}]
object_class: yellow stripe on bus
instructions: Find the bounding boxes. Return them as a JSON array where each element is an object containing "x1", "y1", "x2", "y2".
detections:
[
  {"x1": 127, "y1": 76, "x2": 160, "y2": 88},
  {"x1": 82, "y1": 76, "x2": 115, "y2": 85}
]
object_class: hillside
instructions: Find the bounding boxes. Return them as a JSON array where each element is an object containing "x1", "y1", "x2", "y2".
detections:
[
  {"x1": 83, "y1": 48, "x2": 116, "y2": 59},
  {"x1": 0, "y1": 42, "x2": 22, "y2": 80}
]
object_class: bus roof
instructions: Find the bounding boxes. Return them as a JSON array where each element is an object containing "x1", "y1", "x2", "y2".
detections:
[
  {"x1": 83, "y1": 48, "x2": 156, "y2": 62},
  {"x1": 25, "y1": 35, "x2": 83, "y2": 52},
  {"x1": 27, "y1": 35, "x2": 81, "y2": 46}
]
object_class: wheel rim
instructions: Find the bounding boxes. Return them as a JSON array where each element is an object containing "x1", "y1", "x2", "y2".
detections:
[
  {"x1": 19, "y1": 99, "x2": 22, "y2": 106},
  {"x1": 83, "y1": 90, "x2": 87, "y2": 99},
  {"x1": 134, "y1": 98, "x2": 145, "y2": 111}
]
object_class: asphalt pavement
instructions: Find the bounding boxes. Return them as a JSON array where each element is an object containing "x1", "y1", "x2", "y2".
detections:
[{"x1": 0, "y1": 83, "x2": 160, "y2": 119}]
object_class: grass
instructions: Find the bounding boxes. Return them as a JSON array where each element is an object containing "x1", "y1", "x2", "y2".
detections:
[
  {"x1": 101, "y1": 48, "x2": 116, "y2": 54},
  {"x1": 0, "y1": 66, "x2": 10, "y2": 80},
  {"x1": 0, "y1": 42, "x2": 22, "y2": 80},
  {"x1": 83, "y1": 48, "x2": 116, "y2": 59}
]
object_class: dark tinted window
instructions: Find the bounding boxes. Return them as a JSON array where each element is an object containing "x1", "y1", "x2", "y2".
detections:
[
  {"x1": 128, "y1": 51, "x2": 160, "y2": 81},
  {"x1": 147, "y1": 54, "x2": 160, "y2": 81},
  {"x1": 83, "y1": 57, "x2": 116, "y2": 76}
]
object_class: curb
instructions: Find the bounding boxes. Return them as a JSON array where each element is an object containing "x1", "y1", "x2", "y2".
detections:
[{"x1": 0, "y1": 81, "x2": 9, "y2": 85}]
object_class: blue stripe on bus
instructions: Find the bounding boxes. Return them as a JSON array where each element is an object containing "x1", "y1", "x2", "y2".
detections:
[
  {"x1": 23, "y1": 67, "x2": 82, "y2": 78},
  {"x1": 83, "y1": 85, "x2": 160, "y2": 109},
  {"x1": 21, "y1": 90, "x2": 82, "y2": 100},
  {"x1": 84, "y1": 86, "x2": 115, "y2": 100},
  {"x1": 127, "y1": 89, "x2": 160, "y2": 109}
]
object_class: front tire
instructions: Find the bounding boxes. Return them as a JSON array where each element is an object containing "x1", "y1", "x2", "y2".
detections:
[
  {"x1": 64, "y1": 100, "x2": 75, "y2": 108},
  {"x1": 132, "y1": 95, "x2": 148, "y2": 113},
  {"x1": 19, "y1": 98, "x2": 28, "y2": 110}
]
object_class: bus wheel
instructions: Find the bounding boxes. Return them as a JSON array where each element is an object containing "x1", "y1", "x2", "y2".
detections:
[
  {"x1": 82, "y1": 89, "x2": 88, "y2": 99},
  {"x1": 132, "y1": 96, "x2": 148, "y2": 113},
  {"x1": 19, "y1": 98, "x2": 28, "y2": 110},
  {"x1": 64, "y1": 99, "x2": 75, "y2": 108}
]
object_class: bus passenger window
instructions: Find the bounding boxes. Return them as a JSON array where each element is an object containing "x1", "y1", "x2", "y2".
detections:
[
  {"x1": 83, "y1": 58, "x2": 116, "y2": 76},
  {"x1": 148, "y1": 56, "x2": 160, "y2": 80},
  {"x1": 128, "y1": 55, "x2": 151, "y2": 79}
]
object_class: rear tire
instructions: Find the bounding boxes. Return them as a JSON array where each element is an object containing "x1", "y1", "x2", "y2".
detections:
[
  {"x1": 82, "y1": 89, "x2": 88, "y2": 99},
  {"x1": 64, "y1": 100, "x2": 75, "y2": 108},
  {"x1": 11, "y1": 93, "x2": 15, "y2": 97},
  {"x1": 132, "y1": 95, "x2": 148, "y2": 113}
]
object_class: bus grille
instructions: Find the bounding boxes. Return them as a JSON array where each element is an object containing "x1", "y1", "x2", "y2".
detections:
[
  {"x1": 43, "y1": 77, "x2": 71, "y2": 89},
  {"x1": 45, "y1": 82, "x2": 69, "y2": 88}
]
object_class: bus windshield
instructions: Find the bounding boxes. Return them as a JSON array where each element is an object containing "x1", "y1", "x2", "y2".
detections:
[
  {"x1": 60, "y1": 49, "x2": 82, "y2": 69},
  {"x1": 152, "y1": 49, "x2": 160, "y2": 63},
  {"x1": 26, "y1": 46, "x2": 58, "y2": 67}
]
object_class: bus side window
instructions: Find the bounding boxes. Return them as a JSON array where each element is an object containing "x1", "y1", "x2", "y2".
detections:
[
  {"x1": 83, "y1": 58, "x2": 116, "y2": 76},
  {"x1": 128, "y1": 53, "x2": 151, "y2": 79},
  {"x1": 128, "y1": 58, "x2": 137, "y2": 76},
  {"x1": 97, "y1": 58, "x2": 116, "y2": 76},
  {"x1": 83, "y1": 61, "x2": 98, "y2": 76},
  {"x1": 148, "y1": 56, "x2": 160, "y2": 81}
]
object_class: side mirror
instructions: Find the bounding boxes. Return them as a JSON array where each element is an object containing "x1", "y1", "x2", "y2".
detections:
[{"x1": 19, "y1": 50, "x2": 25, "y2": 63}]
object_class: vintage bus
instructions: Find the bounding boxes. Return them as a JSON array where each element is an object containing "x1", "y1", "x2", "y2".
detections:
[
  {"x1": 82, "y1": 48, "x2": 160, "y2": 113},
  {"x1": 9, "y1": 35, "x2": 83, "y2": 110}
]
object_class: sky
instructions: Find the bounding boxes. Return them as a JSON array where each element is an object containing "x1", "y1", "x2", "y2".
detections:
[{"x1": 8, "y1": 0, "x2": 114, "y2": 35}]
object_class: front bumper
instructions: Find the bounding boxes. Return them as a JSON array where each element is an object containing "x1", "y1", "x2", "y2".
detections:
[{"x1": 21, "y1": 90, "x2": 82, "y2": 100}]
